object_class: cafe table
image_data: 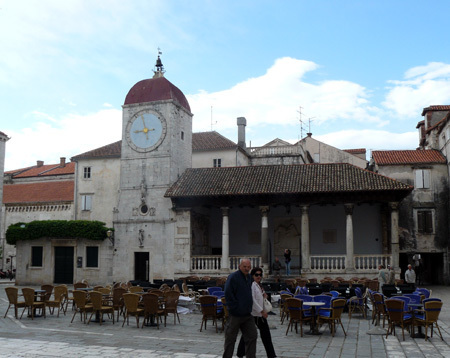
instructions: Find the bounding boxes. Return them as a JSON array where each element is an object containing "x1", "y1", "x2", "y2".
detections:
[
  {"x1": 302, "y1": 301, "x2": 325, "y2": 335},
  {"x1": 409, "y1": 302, "x2": 425, "y2": 338}
]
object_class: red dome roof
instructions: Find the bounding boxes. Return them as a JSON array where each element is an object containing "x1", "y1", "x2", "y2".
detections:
[{"x1": 124, "y1": 76, "x2": 190, "y2": 112}]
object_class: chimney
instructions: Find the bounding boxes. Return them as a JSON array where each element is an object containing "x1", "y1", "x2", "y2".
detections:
[
  {"x1": 60, "y1": 157, "x2": 66, "y2": 167},
  {"x1": 237, "y1": 117, "x2": 247, "y2": 149},
  {"x1": 37, "y1": 160, "x2": 44, "y2": 167}
]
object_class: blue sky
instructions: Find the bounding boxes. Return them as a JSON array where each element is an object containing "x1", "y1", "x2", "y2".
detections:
[{"x1": 1, "y1": 0, "x2": 450, "y2": 170}]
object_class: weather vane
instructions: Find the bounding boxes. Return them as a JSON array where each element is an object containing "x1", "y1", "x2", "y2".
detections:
[{"x1": 153, "y1": 47, "x2": 165, "y2": 77}]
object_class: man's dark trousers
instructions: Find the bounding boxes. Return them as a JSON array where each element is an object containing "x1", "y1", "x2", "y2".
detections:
[{"x1": 223, "y1": 314, "x2": 257, "y2": 358}]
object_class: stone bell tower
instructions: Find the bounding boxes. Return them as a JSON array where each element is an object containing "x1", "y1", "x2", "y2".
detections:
[{"x1": 112, "y1": 54, "x2": 193, "y2": 282}]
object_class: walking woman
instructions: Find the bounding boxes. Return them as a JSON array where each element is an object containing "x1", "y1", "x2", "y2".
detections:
[{"x1": 237, "y1": 267, "x2": 277, "y2": 358}]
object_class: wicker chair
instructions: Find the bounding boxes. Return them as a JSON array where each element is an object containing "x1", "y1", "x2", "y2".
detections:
[
  {"x1": 347, "y1": 287, "x2": 367, "y2": 319},
  {"x1": 87, "y1": 291, "x2": 114, "y2": 325},
  {"x1": 163, "y1": 291, "x2": 180, "y2": 326},
  {"x1": 71, "y1": 290, "x2": 93, "y2": 323},
  {"x1": 129, "y1": 286, "x2": 143, "y2": 293},
  {"x1": 372, "y1": 293, "x2": 388, "y2": 328},
  {"x1": 41, "y1": 284, "x2": 54, "y2": 302},
  {"x1": 199, "y1": 295, "x2": 222, "y2": 333},
  {"x1": 122, "y1": 293, "x2": 143, "y2": 328},
  {"x1": 74, "y1": 282, "x2": 88, "y2": 289},
  {"x1": 412, "y1": 299, "x2": 444, "y2": 341},
  {"x1": 112, "y1": 287, "x2": 127, "y2": 322},
  {"x1": 285, "y1": 298, "x2": 312, "y2": 337},
  {"x1": 317, "y1": 298, "x2": 347, "y2": 337},
  {"x1": 21, "y1": 288, "x2": 46, "y2": 320},
  {"x1": 45, "y1": 285, "x2": 66, "y2": 317},
  {"x1": 280, "y1": 293, "x2": 293, "y2": 324},
  {"x1": 141, "y1": 293, "x2": 164, "y2": 329},
  {"x1": 4, "y1": 287, "x2": 26, "y2": 319},
  {"x1": 385, "y1": 299, "x2": 413, "y2": 341}
]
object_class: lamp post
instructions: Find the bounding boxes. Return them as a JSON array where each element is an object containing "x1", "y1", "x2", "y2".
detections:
[{"x1": 106, "y1": 230, "x2": 115, "y2": 246}]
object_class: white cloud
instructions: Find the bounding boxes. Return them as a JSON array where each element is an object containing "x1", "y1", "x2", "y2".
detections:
[
  {"x1": 314, "y1": 129, "x2": 418, "y2": 153},
  {"x1": 383, "y1": 62, "x2": 450, "y2": 118},
  {"x1": 187, "y1": 57, "x2": 383, "y2": 133},
  {"x1": 4, "y1": 108, "x2": 122, "y2": 170}
]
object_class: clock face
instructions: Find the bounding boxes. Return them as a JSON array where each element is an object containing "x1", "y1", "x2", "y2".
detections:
[{"x1": 126, "y1": 111, "x2": 167, "y2": 152}]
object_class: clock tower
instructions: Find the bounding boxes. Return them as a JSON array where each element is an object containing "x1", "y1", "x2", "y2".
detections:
[{"x1": 112, "y1": 55, "x2": 193, "y2": 282}]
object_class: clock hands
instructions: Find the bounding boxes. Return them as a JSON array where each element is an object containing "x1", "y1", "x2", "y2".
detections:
[{"x1": 135, "y1": 115, "x2": 155, "y2": 139}]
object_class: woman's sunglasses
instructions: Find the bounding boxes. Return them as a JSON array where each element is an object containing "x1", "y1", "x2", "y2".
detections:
[{"x1": 254, "y1": 273, "x2": 262, "y2": 277}]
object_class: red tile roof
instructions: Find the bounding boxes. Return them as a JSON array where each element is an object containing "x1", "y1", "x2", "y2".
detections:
[
  {"x1": 165, "y1": 163, "x2": 412, "y2": 199},
  {"x1": 192, "y1": 132, "x2": 237, "y2": 151},
  {"x1": 372, "y1": 150, "x2": 446, "y2": 165},
  {"x1": 124, "y1": 76, "x2": 191, "y2": 112},
  {"x1": 12, "y1": 162, "x2": 75, "y2": 178},
  {"x1": 71, "y1": 141, "x2": 122, "y2": 160},
  {"x1": 421, "y1": 105, "x2": 450, "y2": 116},
  {"x1": 3, "y1": 181, "x2": 74, "y2": 204}
]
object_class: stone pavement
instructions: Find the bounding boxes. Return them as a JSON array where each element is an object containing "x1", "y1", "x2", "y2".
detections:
[{"x1": 1, "y1": 283, "x2": 450, "y2": 357}]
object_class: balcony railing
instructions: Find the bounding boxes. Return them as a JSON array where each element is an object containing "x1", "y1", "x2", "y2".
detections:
[
  {"x1": 248, "y1": 145, "x2": 303, "y2": 157},
  {"x1": 191, "y1": 255, "x2": 261, "y2": 272},
  {"x1": 309, "y1": 254, "x2": 391, "y2": 272}
]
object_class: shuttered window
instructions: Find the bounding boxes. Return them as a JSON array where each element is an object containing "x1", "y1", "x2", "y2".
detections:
[{"x1": 417, "y1": 210, "x2": 433, "y2": 234}]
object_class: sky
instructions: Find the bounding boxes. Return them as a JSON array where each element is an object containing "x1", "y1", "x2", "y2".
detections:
[{"x1": 1, "y1": 0, "x2": 450, "y2": 171}]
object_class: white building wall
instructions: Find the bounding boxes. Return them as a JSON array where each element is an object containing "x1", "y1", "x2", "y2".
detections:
[{"x1": 193, "y1": 149, "x2": 248, "y2": 168}]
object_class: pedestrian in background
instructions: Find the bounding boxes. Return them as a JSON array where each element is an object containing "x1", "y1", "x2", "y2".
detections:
[
  {"x1": 284, "y1": 249, "x2": 291, "y2": 276},
  {"x1": 405, "y1": 264, "x2": 416, "y2": 285},
  {"x1": 272, "y1": 257, "x2": 282, "y2": 282}
]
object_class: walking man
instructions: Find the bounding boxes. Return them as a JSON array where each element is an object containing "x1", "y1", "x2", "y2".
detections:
[{"x1": 223, "y1": 258, "x2": 257, "y2": 358}]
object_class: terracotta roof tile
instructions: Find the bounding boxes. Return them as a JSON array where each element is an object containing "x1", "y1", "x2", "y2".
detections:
[
  {"x1": 3, "y1": 181, "x2": 74, "y2": 204},
  {"x1": 421, "y1": 105, "x2": 450, "y2": 116},
  {"x1": 192, "y1": 132, "x2": 237, "y2": 151},
  {"x1": 165, "y1": 163, "x2": 412, "y2": 198},
  {"x1": 71, "y1": 141, "x2": 122, "y2": 160},
  {"x1": 13, "y1": 162, "x2": 75, "y2": 178},
  {"x1": 372, "y1": 150, "x2": 446, "y2": 165}
]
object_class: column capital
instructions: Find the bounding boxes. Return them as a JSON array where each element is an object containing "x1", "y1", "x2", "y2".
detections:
[
  {"x1": 220, "y1": 207, "x2": 229, "y2": 215},
  {"x1": 301, "y1": 205, "x2": 309, "y2": 215},
  {"x1": 389, "y1": 202, "x2": 399, "y2": 211},
  {"x1": 344, "y1": 203, "x2": 354, "y2": 215},
  {"x1": 259, "y1": 206, "x2": 270, "y2": 215}
]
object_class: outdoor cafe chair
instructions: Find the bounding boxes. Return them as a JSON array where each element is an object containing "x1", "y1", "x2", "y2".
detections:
[
  {"x1": 412, "y1": 298, "x2": 444, "y2": 341},
  {"x1": 41, "y1": 284, "x2": 54, "y2": 302},
  {"x1": 45, "y1": 285, "x2": 66, "y2": 317},
  {"x1": 74, "y1": 282, "x2": 88, "y2": 290},
  {"x1": 385, "y1": 299, "x2": 413, "y2": 341},
  {"x1": 280, "y1": 293, "x2": 294, "y2": 324},
  {"x1": 163, "y1": 290, "x2": 180, "y2": 326},
  {"x1": 347, "y1": 287, "x2": 366, "y2": 319},
  {"x1": 112, "y1": 287, "x2": 127, "y2": 322},
  {"x1": 71, "y1": 290, "x2": 93, "y2": 324},
  {"x1": 403, "y1": 293, "x2": 421, "y2": 304},
  {"x1": 199, "y1": 295, "x2": 222, "y2": 333},
  {"x1": 221, "y1": 296, "x2": 229, "y2": 332},
  {"x1": 122, "y1": 293, "x2": 143, "y2": 328},
  {"x1": 87, "y1": 291, "x2": 115, "y2": 325},
  {"x1": 20, "y1": 288, "x2": 46, "y2": 320},
  {"x1": 4, "y1": 287, "x2": 26, "y2": 319},
  {"x1": 416, "y1": 288, "x2": 432, "y2": 299},
  {"x1": 129, "y1": 286, "x2": 143, "y2": 293},
  {"x1": 207, "y1": 287, "x2": 222, "y2": 295},
  {"x1": 372, "y1": 293, "x2": 388, "y2": 328},
  {"x1": 317, "y1": 298, "x2": 347, "y2": 337},
  {"x1": 313, "y1": 295, "x2": 332, "y2": 316},
  {"x1": 285, "y1": 298, "x2": 312, "y2": 337},
  {"x1": 141, "y1": 293, "x2": 164, "y2": 329}
]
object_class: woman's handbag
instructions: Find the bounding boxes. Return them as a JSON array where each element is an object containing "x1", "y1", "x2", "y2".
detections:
[{"x1": 263, "y1": 298, "x2": 272, "y2": 313}]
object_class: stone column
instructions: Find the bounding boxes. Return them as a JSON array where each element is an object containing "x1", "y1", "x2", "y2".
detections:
[
  {"x1": 389, "y1": 202, "x2": 399, "y2": 269},
  {"x1": 260, "y1": 206, "x2": 270, "y2": 275},
  {"x1": 301, "y1": 205, "x2": 310, "y2": 272},
  {"x1": 221, "y1": 207, "x2": 230, "y2": 271},
  {"x1": 345, "y1": 204, "x2": 355, "y2": 271}
]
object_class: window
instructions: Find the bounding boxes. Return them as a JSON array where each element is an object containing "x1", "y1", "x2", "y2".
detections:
[
  {"x1": 181, "y1": 131, "x2": 184, "y2": 140},
  {"x1": 86, "y1": 246, "x2": 99, "y2": 267},
  {"x1": 81, "y1": 195, "x2": 92, "y2": 211},
  {"x1": 31, "y1": 246, "x2": 43, "y2": 267},
  {"x1": 213, "y1": 158, "x2": 222, "y2": 167},
  {"x1": 417, "y1": 210, "x2": 433, "y2": 234},
  {"x1": 415, "y1": 169, "x2": 430, "y2": 189},
  {"x1": 83, "y1": 167, "x2": 91, "y2": 179}
]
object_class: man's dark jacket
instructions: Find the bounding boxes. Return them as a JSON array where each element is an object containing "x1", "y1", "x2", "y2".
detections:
[{"x1": 224, "y1": 269, "x2": 253, "y2": 317}]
